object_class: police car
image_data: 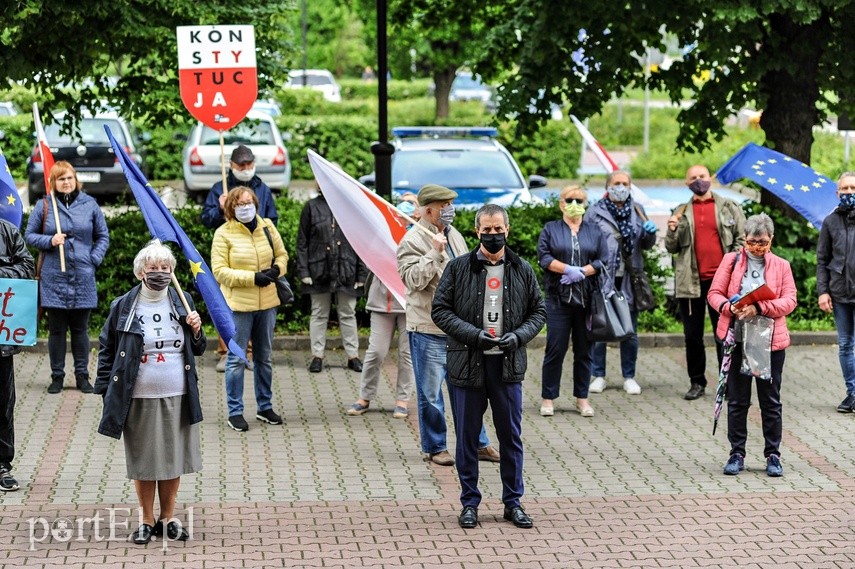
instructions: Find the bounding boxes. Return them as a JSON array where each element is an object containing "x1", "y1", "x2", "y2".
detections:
[{"x1": 360, "y1": 126, "x2": 546, "y2": 208}]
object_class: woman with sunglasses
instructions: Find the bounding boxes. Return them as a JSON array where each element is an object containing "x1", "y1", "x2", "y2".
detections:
[
  {"x1": 537, "y1": 185, "x2": 609, "y2": 417},
  {"x1": 708, "y1": 213, "x2": 796, "y2": 477}
]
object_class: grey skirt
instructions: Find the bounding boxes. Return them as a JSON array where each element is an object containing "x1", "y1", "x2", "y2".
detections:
[{"x1": 123, "y1": 394, "x2": 202, "y2": 480}]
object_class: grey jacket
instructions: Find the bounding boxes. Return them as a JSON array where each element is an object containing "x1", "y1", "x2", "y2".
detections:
[{"x1": 663, "y1": 193, "x2": 745, "y2": 298}]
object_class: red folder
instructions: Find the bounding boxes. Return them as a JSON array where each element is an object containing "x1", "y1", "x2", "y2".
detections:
[{"x1": 732, "y1": 283, "x2": 776, "y2": 309}]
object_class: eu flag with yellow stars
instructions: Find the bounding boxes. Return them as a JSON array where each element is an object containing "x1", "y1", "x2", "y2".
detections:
[
  {"x1": 0, "y1": 147, "x2": 23, "y2": 228},
  {"x1": 103, "y1": 126, "x2": 247, "y2": 362},
  {"x1": 716, "y1": 142, "x2": 838, "y2": 229}
]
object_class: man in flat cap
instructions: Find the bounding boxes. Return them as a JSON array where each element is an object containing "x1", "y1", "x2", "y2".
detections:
[
  {"x1": 397, "y1": 184, "x2": 499, "y2": 467},
  {"x1": 202, "y1": 144, "x2": 280, "y2": 372}
]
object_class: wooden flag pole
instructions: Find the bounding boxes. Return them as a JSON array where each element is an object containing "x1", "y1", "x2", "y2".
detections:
[
  {"x1": 219, "y1": 131, "x2": 228, "y2": 196},
  {"x1": 170, "y1": 272, "x2": 193, "y2": 314},
  {"x1": 49, "y1": 194, "x2": 66, "y2": 272}
]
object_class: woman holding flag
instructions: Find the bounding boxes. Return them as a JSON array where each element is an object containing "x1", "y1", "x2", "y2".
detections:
[{"x1": 25, "y1": 161, "x2": 109, "y2": 394}]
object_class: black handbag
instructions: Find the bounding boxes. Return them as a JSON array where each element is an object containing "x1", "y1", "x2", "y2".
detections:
[
  {"x1": 262, "y1": 226, "x2": 294, "y2": 305},
  {"x1": 627, "y1": 269, "x2": 656, "y2": 312},
  {"x1": 587, "y1": 268, "x2": 634, "y2": 342}
]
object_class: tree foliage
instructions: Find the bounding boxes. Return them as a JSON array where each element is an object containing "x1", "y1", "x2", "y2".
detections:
[
  {"x1": 475, "y1": 1, "x2": 855, "y2": 166},
  {"x1": 0, "y1": 0, "x2": 295, "y2": 130}
]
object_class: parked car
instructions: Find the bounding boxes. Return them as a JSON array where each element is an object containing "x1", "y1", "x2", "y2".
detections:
[
  {"x1": 359, "y1": 126, "x2": 546, "y2": 208},
  {"x1": 284, "y1": 69, "x2": 342, "y2": 103},
  {"x1": 251, "y1": 98, "x2": 282, "y2": 117},
  {"x1": 181, "y1": 109, "x2": 291, "y2": 201},
  {"x1": 449, "y1": 71, "x2": 493, "y2": 105},
  {"x1": 0, "y1": 102, "x2": 18, "y2": 116},
  {"x1": 26, "y1": 110, "x2": 147, "y2": 203}
]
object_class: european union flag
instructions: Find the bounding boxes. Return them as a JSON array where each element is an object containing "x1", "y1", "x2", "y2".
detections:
[
  {"x1": 0, "y1": 147, "x2": 23, "y2": 228},
  {"x1": 716, "y1": 142, "x2": 838, "y2": 229},
  {"x1": 103, "y1": 126, "x2": 246, "y2": 362}
]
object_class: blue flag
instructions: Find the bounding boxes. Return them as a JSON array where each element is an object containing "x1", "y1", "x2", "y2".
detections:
[
  {"x1": 103, "y1": 126, "x2": 246, "y2": 362},
  {"x1": 716, "y1": 142, "x2": 838, "y2": 229},
  {"x1": 0, "y1": 148, "x2": 23, "y2": 228}
]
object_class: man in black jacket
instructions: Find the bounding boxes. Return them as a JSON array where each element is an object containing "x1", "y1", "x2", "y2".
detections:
[
  {"x1": 0, "y1": 220, "x2": 36, "y2": 491},
  {"x1": 432, "y1": 204, "x2": 546, "y2": 529}
]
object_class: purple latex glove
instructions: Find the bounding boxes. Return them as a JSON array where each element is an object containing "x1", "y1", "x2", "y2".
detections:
[{"x1": 560, "y1": 265, "x2": 586, "y2": 285}]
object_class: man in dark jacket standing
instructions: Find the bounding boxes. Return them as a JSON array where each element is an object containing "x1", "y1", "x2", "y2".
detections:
[
  {"x1": 297, "y1": 189, "x2": 367, "y2": 372},
  {"x1": 432, "y1": 204, "x2": 546, "y2": 529},
  {"x1": 0, "y1": 220, "x2": 36, "y2": 491}
]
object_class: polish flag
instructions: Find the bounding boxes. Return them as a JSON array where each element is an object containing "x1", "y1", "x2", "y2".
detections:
[
  {"x1": 307, "y1": 150, "x2": 407, "y2": 307},
  {"x1": 32, "y1": 103, "x2": 55, "y2": 194},
  {"x1": 570, "y1": 114, "x2": 651, "y2": 206}
]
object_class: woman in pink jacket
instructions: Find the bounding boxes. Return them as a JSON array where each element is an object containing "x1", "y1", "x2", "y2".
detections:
[{"x1": 708, "y1": 213, "x2": 797, "y2": 478}]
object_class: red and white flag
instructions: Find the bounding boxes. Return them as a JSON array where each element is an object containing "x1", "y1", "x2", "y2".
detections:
[
  {"x1": 570, "y1": 114, "x2": 650, "y2": 206},
  {"x1": 307, "y1": 149, "x2": 407, "y2": 307},
  {"x1": 32, "y1": 103, "x2": 55, "y2": 194}
]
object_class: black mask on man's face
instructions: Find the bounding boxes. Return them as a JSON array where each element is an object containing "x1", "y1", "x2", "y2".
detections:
[{"x1": 480, "y1": 232, "x2": 506, "y2": 254}]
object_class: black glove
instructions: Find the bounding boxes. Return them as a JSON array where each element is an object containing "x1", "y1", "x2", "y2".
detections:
[
  {"x1": 498, "y1": 332, "x2": 519, "y2": 352},
  {"x1": 264, "y1": 265, "x2": 280, "y2": 279},
  {"x1": 477, "y1": 330, "x2": 500, "y2": 350},
  {"x1": 254, "y1": 272, "x2": 274, "y2": 287}
]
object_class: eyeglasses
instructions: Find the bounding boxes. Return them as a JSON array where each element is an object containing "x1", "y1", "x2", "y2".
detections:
[
  {"x1": 564, "y1": 198, "x2": 585, "y2": 205},
  {"x1": 235, "y1": 201, "x2": 254, "y2": 207},
  {"x1": 745, "y1": 239, "x2": 770, "y2": 247}
]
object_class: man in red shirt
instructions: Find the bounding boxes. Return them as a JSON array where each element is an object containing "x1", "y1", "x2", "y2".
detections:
[{"x1": 665, "y1": 165, "x2": 746, "y2": 400}]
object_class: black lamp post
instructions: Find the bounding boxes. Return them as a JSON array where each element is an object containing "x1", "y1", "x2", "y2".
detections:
[{"x1": 371, "y1": 0, "x2": 394, "y2": 200}]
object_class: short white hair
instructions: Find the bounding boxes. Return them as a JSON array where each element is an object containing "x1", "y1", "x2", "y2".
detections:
[{"x1": 133, "y1": 239, "x2": 176, "y2": 279}]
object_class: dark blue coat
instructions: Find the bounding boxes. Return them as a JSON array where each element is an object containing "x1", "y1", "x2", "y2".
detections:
[
  {"x1": 94, "y1": 285, "x2": 206, "y2": 440},
  {"x1": 537, "y1": 218, "x2": 609, "y2": 306},
  {"x1": 201, "y1": 171, "x2": 278, "y2": 229},
  {"x1": 25, "y1": 192, "x2": 109, "y2": 309}
]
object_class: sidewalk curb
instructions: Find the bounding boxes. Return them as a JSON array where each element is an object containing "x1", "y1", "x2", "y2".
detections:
[{"x1": 22, "y1": 331, "x2": 840, "y2": 353}]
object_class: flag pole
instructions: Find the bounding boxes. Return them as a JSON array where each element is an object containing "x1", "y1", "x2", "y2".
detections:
[
  {"x1": 49, "y1": 195, "x2": 66, "y2": 272},
  {"x1": 170, "y1": 272, "x2": 193, "y2": 314},
  {"x1": 219, "y1": 131, "x2": 228, "y2": 195},
  {"x1": 33, "y1": 103, "x2": 65, "y2": 272}
]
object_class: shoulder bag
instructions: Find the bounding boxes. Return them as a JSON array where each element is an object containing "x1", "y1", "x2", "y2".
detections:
[
  {"x1": 262, "y1": 225, "x2": 294, "y2": 305},
  {"x1": 587, "y1": 266, "x2": 634, "y2": 342}
]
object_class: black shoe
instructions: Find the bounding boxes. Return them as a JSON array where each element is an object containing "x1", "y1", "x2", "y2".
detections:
[
  {"x1": 684, "y1": 383, "x2": 705, "y2": 400},
  {"x1": 256, "y1": 409, "x2": 283, "y2": 425},
  {"x1": 837, "y1": 393, "x2": 855, "y2": 413},
  {"x1": 165, "y1": 521, "x2": 189, "y2": 541},
  {"x1": 308, "y1": 357, "x2": 323, "y2": 373},
  {"x1": 47, "y1": 377, "x2": 63, "y2": 394},
  {"x1": 0, "y1": 466, "x2": 19, "y2": 492},
  {"x1": 347, "y1": 357, "x2": 363, "y2": 372},
  {"x1": 132, "y1": 523, "x2": 154, "y2": 545},
  {"x1": 227, "y1": 415, "x2": 249, "y2": 432},
  {"x1": 458, "y1": 506, "x2": 478, "y2": 529},
  {"x1": 76, "y1": 375, "x2": 93, "y2": 394},
  {"x1": 503, "y1": 505, "x2": 533, "y2": 528}
]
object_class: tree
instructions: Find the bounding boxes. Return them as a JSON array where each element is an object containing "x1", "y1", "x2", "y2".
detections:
[
  {"x1": 476, "y1": 1, "x2": 855, "y2": 171},
  {"x1": 0, "y1": 1, "x2": 294, "y2": 129},
  {"x1": 286, "y1": 0, "x2": 373, "y2": 77}
]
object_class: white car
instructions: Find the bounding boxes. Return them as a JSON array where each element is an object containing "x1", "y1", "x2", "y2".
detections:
[
  {"x1": 449, "y1": 72, "x2": 493, "y2": 104},
  {"x1": 284, "y1": 69, "x2": 342, "y2": 103},
  {"x1": 182, "y1": 110, "x2": 291, "y2": 200}
]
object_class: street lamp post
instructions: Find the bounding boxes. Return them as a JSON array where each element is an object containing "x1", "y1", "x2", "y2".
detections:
[{"x1": 371, "y1": 0, "x2": 394, "y2": 200}]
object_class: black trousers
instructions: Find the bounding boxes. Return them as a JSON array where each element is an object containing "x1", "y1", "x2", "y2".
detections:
[
  {"x1": 0, "y1": 355, "x2": 14, "y2": 469},
  {"x1": 678, "y1": 279, "x2": 722, "y2": 387},
  {"x1": 727, "y1": 345, "x2": 785, "y2": 458},
  {"x1": 47, "y1": 308, "x2": 92, "y2": 380}
]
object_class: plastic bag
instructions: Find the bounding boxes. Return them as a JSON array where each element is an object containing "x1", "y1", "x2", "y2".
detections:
[{"x1": 741, "y1": 315, "x2": 773, "y2": 380}]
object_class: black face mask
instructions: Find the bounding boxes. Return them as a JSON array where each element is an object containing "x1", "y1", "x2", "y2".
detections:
[
  {"x1": 144, "y1": 271, "x2": 171, "y2": 292},
  {"x1": 480, "y1": 233, "x2": 506, "y2": 254}
]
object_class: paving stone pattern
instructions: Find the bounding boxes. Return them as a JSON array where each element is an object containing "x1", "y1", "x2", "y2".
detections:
[{"x1": 2, "y1": 343, "x2": 855, "y2": 568}]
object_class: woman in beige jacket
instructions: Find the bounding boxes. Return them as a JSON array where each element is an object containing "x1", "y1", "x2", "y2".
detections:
[{"x1": 211, "y1": 187, "x2": 288, "y2": 432}]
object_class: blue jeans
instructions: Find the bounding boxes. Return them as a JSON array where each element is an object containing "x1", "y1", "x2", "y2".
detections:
[
  {"x1": 408, "y1": 332, "x2": 489, "y2": 455},
  {"x1": 591, "y1": 310, "x2": 639, "y2": 378},
  {"x1": 833, "y1": 301, "x2": 855, "y2": 395},
  {"x1": 225, "y1": 308, "x2": 276, "y2": 417}
]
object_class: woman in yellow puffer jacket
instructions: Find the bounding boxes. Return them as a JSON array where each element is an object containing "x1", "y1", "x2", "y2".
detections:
[{"x1": 211, "y1": 187, "x2": 289, "y2": 433}]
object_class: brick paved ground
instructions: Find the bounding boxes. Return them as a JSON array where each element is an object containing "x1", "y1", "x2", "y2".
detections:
[{"x1": 2, "y1": 340, "x2": 855, "y2": 568}]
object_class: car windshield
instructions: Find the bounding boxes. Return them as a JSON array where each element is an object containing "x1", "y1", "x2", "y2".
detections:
[
  {"x1": 452, "y1": 75, "x2": 486, "y2": 90},
  {"x1": 45, "y1": 118, "x2": 127, "y2": 145},
  {"x1": 200, "y1": 119, "x2": 275, "y2": 145},
  {"x1": 0, "y1": 107, "x2": 13, "y2": 116},
  {"x1": 289, "y1": 75, "x2": 332, "y2": 87},
  {"x1": 393, "y1": 150, "x2": 522, "y2": 189}
]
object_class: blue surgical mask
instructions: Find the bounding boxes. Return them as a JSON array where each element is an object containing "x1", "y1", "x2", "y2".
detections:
[
  {"x1": 840, "y1": 193, "x2": 855, "y2": 210},
  {"x1": 439, "y1": 204, "x2": 456, "y2": 226},
  {"x1": 607, "y1": 185, "x2": 631, "y2": 203},
  {"x1": 235, "y1": 204, "x2": 256, "y2": 223}
]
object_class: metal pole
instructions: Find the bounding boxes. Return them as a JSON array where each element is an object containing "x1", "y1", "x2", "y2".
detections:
[
  {"x1": 846, "y1": 131, "x2": 851, "y2": 163},
  {"x1": 371, "y1": 0, "x2": 394, "y2": 200},
  {"x1": 643, "y1": 49, "x2": 650, "y2": 154},
  {"x1": 301, "y1": 0, "x2": 308, "y2": 87}
]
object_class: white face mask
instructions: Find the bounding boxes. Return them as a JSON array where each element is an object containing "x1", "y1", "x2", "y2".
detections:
[
  {"x1": 235, "y1": 204, "x2": 256, "y2": 223},
  {"x1": 233, "y1": 167, "x2": 256, "y2": 182}
]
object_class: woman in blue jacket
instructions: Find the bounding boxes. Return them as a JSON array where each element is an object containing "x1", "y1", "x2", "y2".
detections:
[{"x1": 25, "y1": 161, "x2": 109, "y2": 394}]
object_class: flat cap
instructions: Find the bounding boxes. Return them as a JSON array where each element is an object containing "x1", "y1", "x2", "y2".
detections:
[
  {"x1": 230, "y1": 144, "x2": 255, "y2": 164},
  {"x1": 417, "y1": 184, "x2": 458, "y2": 206}
]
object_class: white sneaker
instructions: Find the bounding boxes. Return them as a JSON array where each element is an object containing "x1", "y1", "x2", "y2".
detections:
[
  {"x1": 623, "y1": 378, "x2": 641, "y2": 395},
  {"x1": 589, "y1": 377, "x2": 607, "y2": 393},
  {"x1": 539, "y1": 406, "x2": 554, "y2": 417}
]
